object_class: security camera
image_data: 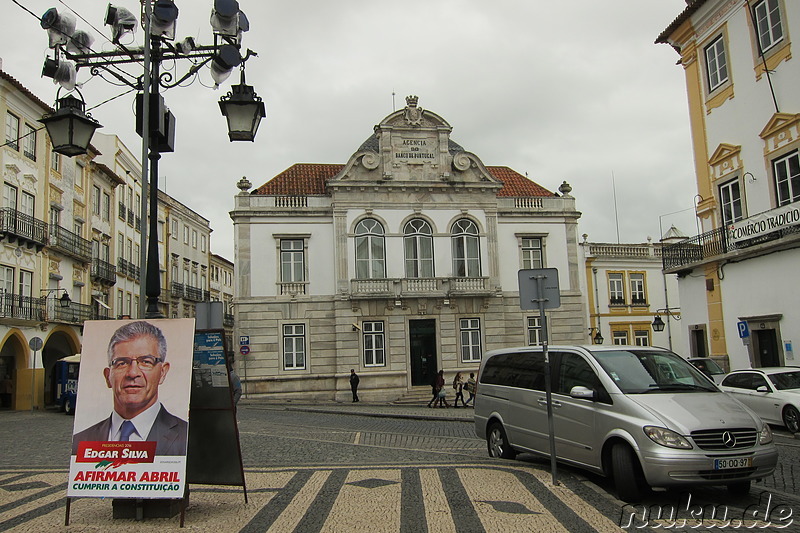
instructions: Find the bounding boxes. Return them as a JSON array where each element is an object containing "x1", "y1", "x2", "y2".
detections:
[{"x1": 352, "y1": 323, "x2": 361, "y2": 332}]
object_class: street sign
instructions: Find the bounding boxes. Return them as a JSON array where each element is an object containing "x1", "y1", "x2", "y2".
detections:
[
  {"x1": 737, "y1": 321, "x2": 750, "y2": 338},
  {"x1": 517, "y1": 268, "x2": 561, "y2": 310},
  {"x1": 239, "y1": 345, "x2": 250, "y2": 356},
  {"x1": 239, "y1": 335, "x2": 250, "y2": 346},
  {"x1": 29, "y1": 337, "x2": 43, "y2": 351}
]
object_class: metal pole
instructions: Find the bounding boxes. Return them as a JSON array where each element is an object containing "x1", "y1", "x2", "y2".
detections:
[
  {"x1": 30, "y1": 349, "x2": 36, "y2": 412},
  {"x1": 138, "y1": 0, "x2": 152, "y2": 318},
  {"x1": 145, "y1": 32, "x2": 164, "y2": 319},
  {"x1": 535, "y1": 274, "x2": 558, "y2": 486}
]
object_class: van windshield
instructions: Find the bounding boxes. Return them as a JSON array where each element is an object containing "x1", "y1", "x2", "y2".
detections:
[{"x1": 591, "y1": 349, "x2": 718, "y2": 394}]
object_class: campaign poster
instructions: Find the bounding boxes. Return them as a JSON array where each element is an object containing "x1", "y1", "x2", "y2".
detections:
[{"x1": 67, "y1": 319, "x2": 195, "y2": 499}]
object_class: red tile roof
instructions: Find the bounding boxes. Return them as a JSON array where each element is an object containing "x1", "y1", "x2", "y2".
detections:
[{"x1": 253, "y1": 164, "x2": 553, "y2": 197}]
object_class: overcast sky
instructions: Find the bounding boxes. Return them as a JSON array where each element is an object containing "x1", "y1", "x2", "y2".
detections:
[{"x1": 2, "y1": 0, "x2": 699, "y2": 260}]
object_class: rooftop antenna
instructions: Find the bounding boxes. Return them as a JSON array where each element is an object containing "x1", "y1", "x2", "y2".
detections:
[
  {"x1": 612, "y1": 171, "x2": 620, "y2": 244},
  {"x1": 392, "y1": 90, "x2": 396, "y2": 112}
]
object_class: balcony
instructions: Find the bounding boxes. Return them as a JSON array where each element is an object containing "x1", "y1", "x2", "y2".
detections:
[
  {"x1": 50, "y1": 301, "x2": 99, "y2": 324},
  {"x1": 171, "y1": 281, "x2": 186, "y2": 298},
  {"x1": 0, "y1": 208, "x2": 48, "y2": 251},
  {"x1": 91, "y1": 258, "x2": 117, "y2": 286},
  {"x1": 170, "y1": 282, "x2": 209, "y2": 301},
  {"x1": 0, "y1": 293, "x2": 45, "y2": 324},
  {"x1": 49, "y1": 225, "x2": 92, "y2": 262},
  {"x1": 223, "y1": 313, "x2": 234, "y2": 327},
  {"x1": 117, "y1": 258, "x2": 141, "y2": 281},
  {"x1": 349, "y1": 277, "x2": 492, "y2": 300}
]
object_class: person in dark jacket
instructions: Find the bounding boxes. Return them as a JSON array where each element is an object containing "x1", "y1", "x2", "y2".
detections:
[{"x1": 350, "y1": 369, "x2": 360, "y2": 402}]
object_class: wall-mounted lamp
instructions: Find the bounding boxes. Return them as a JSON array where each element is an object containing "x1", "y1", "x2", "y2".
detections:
[
  {"x1": 652, "y1": 307, "x2": 681, "y2": 332},
  {"x1": 588, "y1": 327, "x2": 604, "y2": 345},
  {"x1": 744, "y1": 172, "x2": 757, "y2": 183},
  {"x1": 41, "y1": 288, "x2": 71, "y2": 308}
]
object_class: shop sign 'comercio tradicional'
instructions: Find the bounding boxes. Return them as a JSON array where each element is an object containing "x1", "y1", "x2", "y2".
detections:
[{"x1": 729, "y1": 203, "x2": 800, "y2": 244}]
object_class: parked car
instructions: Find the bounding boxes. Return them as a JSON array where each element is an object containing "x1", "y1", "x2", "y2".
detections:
[
  {"x1": 687, "y1": 357, "x2": 727, "y2": 384},
  {"x1": 474, "y1": 345, "x2": 778, "y2": 502},
  {"x1": 719, "y1": 367, "x2": 800, "y2": 433}
]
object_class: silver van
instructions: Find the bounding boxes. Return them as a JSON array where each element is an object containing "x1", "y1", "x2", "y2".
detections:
[{"x1": 474, "y1": 345, "x2": 778, "y2": 502}]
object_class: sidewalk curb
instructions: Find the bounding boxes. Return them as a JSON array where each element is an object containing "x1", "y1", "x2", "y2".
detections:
[{"x1": 284, "y1": 406, "x2": 472, "y2": 423}]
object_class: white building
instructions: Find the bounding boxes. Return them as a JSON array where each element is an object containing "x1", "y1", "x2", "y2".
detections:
[
  {"x1": 231, "y1": 96, "x2": 587, "y2": 401},
  {"x1": 658, "y1": 0, "x2": 800, "y2": 369}
]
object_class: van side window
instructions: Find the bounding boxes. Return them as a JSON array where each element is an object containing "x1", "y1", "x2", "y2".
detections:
[
  {"x1": 480, "y1": 352, "x2": 545, "y2": 391},
  {"x1": 555, "y1": 352, "x2": 609, "y2": 403}
]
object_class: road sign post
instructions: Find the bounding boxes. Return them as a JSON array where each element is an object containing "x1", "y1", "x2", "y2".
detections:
[{"x1": 518, "y1": 269, "x2": 561, "y2": 486}]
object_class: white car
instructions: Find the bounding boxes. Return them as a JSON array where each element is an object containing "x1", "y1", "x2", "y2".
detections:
[{"x1": 720, "y1": 367, "x2": 800, "y2": 433}]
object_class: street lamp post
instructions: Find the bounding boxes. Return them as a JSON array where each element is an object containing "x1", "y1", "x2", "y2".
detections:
[
  {"x1": 651, "y1": 307, "x2": 681, "y2": 350},
  {"x1": 37, "y1": 1, "x2": 265, "y2": 319}
]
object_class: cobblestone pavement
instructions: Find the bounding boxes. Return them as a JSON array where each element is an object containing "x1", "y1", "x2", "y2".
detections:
[{"x1": 2, "y1": 401, "x2": 800, "y2": 532}]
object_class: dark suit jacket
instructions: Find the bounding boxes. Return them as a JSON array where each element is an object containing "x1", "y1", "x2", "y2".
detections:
[{"x1": 72, "y1": 405, "x2": 188, "y2": 456}]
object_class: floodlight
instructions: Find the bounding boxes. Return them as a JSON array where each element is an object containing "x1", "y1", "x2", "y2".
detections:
[
  {"x1": 210, "y1": 0, "x2": 240, "y2": 35},
  {"x1": 151, "y1": 0, "x2": 179, "y2": 40},
  {"x1": 175, "y1": 36, "x2": 196, "y2": 55},
  {"x1": 105, "y1": 4, "x2": 137, "y2": 43},
  {"x1": 42, "y1": 57, "x2": 77, "y2": 91},
  {"x1": 66, "y1": 30, "x2": 94, "y2": 55},
  {"x1": 209, "y1": 44, "x2": 241, "y2": 86},
  {"x1": 40, "y1": 8, "x2": 77, "y2": 49}
]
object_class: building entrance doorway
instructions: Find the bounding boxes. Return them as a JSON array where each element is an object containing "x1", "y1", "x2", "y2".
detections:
[
  {"x1": 409, "y1": 319, "x2": 437, "y2": 387},
  {"x1": 754, "y1": 329, "x2": 781, "y2": 367}
]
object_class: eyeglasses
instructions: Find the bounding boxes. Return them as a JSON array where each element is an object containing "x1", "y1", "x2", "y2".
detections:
[{"x1": 110, "y1": 356, "x2": 163, "y2": 370}]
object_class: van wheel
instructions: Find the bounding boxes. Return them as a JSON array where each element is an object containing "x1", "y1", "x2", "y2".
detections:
[
  {"x1": 487, "y1": 422, "x2": 516, "y2": 460},
  {"x1": 783, "y1": 405, "x2": 800, "y2": 433},
  {"x1": 64, "y1": 400, "x2": 73, "y2": 416},
  {"x1": 611, "y1": 443, "x2": 648, "y2": 502},
  {"x1": 727, "y1": 480, "x2": 751, "y2": 496}
]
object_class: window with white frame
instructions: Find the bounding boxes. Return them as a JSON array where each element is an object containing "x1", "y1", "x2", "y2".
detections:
[
  {"x1": 527, "y1": 316, "x2": 542, "y2": 346},
  {"x1": 5, "y1": 112, "x2": 19, "y2": 150},
  {"x1": 612, "y1": 330, "x2": 629, "y2": 345},
  {"x1": 51, "y1": 150, "x2": 60, "y2": 172},
  {"x1": 49, "y1": 207, "x2": 60, "y2": 228},
  {"x1": 280, "y1": 239, "x2": 305, "y2": 283},
  {"x1": 283, "y1": 324, "x2": 306, "y2": 370},
  {"x1": 192, "y1": 229, "x2": 197, "y2": 248},
  {"x1": 20, "y1": 191, "x2": 34, "y2": 217},
  {"x1": 634, "y1": 330, "x2": 650, "y2": 346},
  {"x1": 362, "y1": 321, "x2": 385, "y2": 366},
  {"x1": 753, "y1": 0, "x2": 783, "y2": 53},
  {"x1": 117, "y1": 289, "x2": 124, "y2": 314},
  {"x1": 719, "y1": 178, "x2": 743, "y2": 226},
  {"x1": 92, "y1": 186, "x2": 101, "y2": 216},
  {"x1": 630, "y1": 273, "x2": 646, "y2": 305},
  {"x1": 355, "y1": 218, "x2": 386, "y2": 279},
  {"x1": 609, "y1": 273, "x2": 625, "y2": 305},
  {"x1": 521, "y1": 237, "x2": 543, "y2": 269},
  {"x1": 2, "y1": 183, "x2": 17, "y2": 210},
  {"x1": 460, "y1": 318, "x2": 482, "y2": 362},
  {"x1": 773, "y1": 151, "x2": 800, "y2": 206},
  {"x1": 23, "y1": 124, "x2": 36, "y2": 161},
  {"x1": 201, "y1": 235, "x2": 206, "y2": 252},
  {"x1": 183, "y1": 225, "x2": 189, "y2": 244},
  {"x1": 18, "y1": 269, "x2": 32, "y2": 298},
  {"x1": 171, "y1": 219, "x2": 178, "y2": 239},
  {"x1": 704, "y1": 35, "x2": 728, "y2": 92},
  {"x1": 404, "y1": 219, "x2": 434, "y2": 278},
  {"x1": 73, "y1": 219, "x2": 83, "y2": 237},
  {"x1": 0, "y1": 266, "x2": 14, "y2": 293},
  {"x1": 452, "y1": 219, "x2": 481, "y2": 277}
]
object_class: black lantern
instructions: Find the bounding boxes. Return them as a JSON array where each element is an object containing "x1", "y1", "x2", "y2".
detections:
[
  {"x1": 652, "y1": 315, "x2": 666, "y2": 332},
  {"x1": 219, "y1": 72, "x2": 265, "y2": 142},
  {"x1": 39, "y1": 94, "x2": 102, "y2": 156},
  {"x1": 592, "y1": 331, "x2": 604, "y2": 344},
  {"x1": 58, "y1": 291, "x2": 72, "y2": 308}
]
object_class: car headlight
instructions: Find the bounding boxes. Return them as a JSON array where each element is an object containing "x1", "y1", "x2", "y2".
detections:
[
  {"x1": 759, "y1": 423, "x2": 773, "y2": 445},
  {"x1": 644, "y1": 426, "x2": 693, "y2": 449}
]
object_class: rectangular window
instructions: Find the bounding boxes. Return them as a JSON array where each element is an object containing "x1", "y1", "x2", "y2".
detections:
[
  {"x1": 92, "y1": 186, "x2": 101, "y2": 215},
  {"x1": 0, "y1": 266, "x2": 14, "y2": 293},
  {"x1": 629, "y1": 273, "x2": 646, "y2": 305},
  {"x1": 5, "y1": 113, "x2": 19, "y2": 150},
  {"x1": 363, "y1": 321, "x2": 386, "y2": 366},
  {"x1": 774, "y1": 151, "x2": 800, "y2": 206},
  {"x1": 18, "y1": 269, "x2": 32, "y2": 298},
  {"x1": 521, "y1": 237, "x2": 543, "y2": 269},
  {"x1": 3, "y1": 183, "x2": 17, "y2": 210},
  {"x1": 719, "y1": 178, "x2": 743, "y2": 226},
  {"x1": 460, "y1": 318, "x2": 482, "y2": 362},
  {"x1": 609, "y1": 273, "x2": 625, "y2": 305},
  {"x1": 704, "y1": 36, "x2": 728, "y2": 92},
  {"x1": 201, "y1": 235, "x2": 207, "y2": 252},
  {"x1": 20, "y1": 192, "x2": 34, "y2": 217},
  {"x1": 527, "y1": 316, "x2": 542, "y2": 346},
  {"x1": 612, "y1": 331, "x2": 629, "y2": 345},
  {"x1": 126, "y1": 239, "x2": 133, "y2": 263},
  {"x1": 49, "y1": 207, "x2": 61, "y2": 227},
  {"x1": 117, "y1": 289, "x2": 124, "y2": 315},
  {"x1": 23, "y1": 124, "x2": 36, "y2": 161},
  {"x1": 158, "y1": 221, "x2": 165, "y2": 242},
  {"x1": 117, "y1": 234, "x2": 124, "y2": 260},
  {"x1": 75, "y1": 165, "x2": 84, "y2": 189},
  {"x1": 753, "y1": 0, "x2": 783, "y2": 52},
  {"x1": 634, "y1": 330, "x2": 650, "y2": 346},
  {"x1": 280, "y1": 239, "x2": 305, "y2": 283},
  {"x1": 51, "y1": 150, "x2": 60, "y2": 172},
  {"x1": 171, "y1": 219, "x2": 178, "y2": 239},
  {"x1": 283, "y1": 324, "x2": 306, "y2": 370},
  {"x1": 183, "y1": 226, "x2": 189, "y2": 244},
  {"x1": 192, "y1": 230, "x2": 197, "y2": 248},
  {"x1": 73, "y1": 219, "x2": 83, "y2": 237},
  {"x1": 102, "y1": 192, "x2": 110, "y2": 221}
]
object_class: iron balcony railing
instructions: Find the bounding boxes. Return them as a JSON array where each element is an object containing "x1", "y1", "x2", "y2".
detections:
[
  {"x1": 117, "y1": 258, "x2": 141, "y2": 281},
  {"x1": 171, "y1": 281, "x2": 186, "y2": 298},
  {"x1": 662, "y1": 227, "x2": 729, "y2": 271},
  {"x1": 91, "y1": 258, "x2": 117, "y2": 285},
  {"x1": 0, "y1": 208, "x2": 48, "y2": 250},
  {"x1": 0, "y1": 292, "x2": 45, "y2": 322},
  {"x1": 49, "y1": 225, "x2": 92, "y2": 262},
  {"x1": 51, "y1": 301, "x2": 94, "y2": 324},
  {"x1": 169, "y1": 282, "x2": 208, "y2": 301},
  {"x1": 224, "y1": 313, "x2": 234, "y2": 327}
]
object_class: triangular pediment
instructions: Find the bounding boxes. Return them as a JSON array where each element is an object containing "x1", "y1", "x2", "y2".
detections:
[
  {"x1": 708, "y1": 143, "x2": 741, "y2": 166},
  {"x1": 759, "y1": 113, "x2": 800, "y2": 139}
]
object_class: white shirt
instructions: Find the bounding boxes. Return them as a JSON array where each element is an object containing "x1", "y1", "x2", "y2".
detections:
[{"x1": 108, "y1": 401, "x2": 162, "y2": 441}]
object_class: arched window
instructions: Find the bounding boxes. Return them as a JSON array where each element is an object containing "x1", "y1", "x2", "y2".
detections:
[
  {"x1": 404, "y1": 219, "x2": 434, "y2": 278},
  {"x1": 354, "y1": 219, "x2": 385, "y2": 279},
  {"x1": 452, "y1": 219, "x2": 480, "y2": 277}
]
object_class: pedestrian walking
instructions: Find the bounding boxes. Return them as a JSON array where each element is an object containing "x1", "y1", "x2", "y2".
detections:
[
  {"x1": 464, "y1": 372, "x2": 476, "y2": 407},
  {"x1": 428, "y1": 369, "x2": 449, "y2": 408},
  {"x1": 350, "y1": 369, "x2": 360, "y2": 402},
  {"x1": 452, "y1": 372, "x2": 466, "y2": 407},
  {"x1": 427, "y1": 369, "x2": 439, "y2": 408}
]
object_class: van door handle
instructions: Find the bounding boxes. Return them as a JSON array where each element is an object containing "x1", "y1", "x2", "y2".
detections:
[{"x1": 537, "y1": 399, "x2": 562, "y2": 407}]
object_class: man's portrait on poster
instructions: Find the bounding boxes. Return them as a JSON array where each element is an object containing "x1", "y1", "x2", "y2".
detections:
[{"x1": 71, "y1": 321, "x2": 188, "y2": 455}]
